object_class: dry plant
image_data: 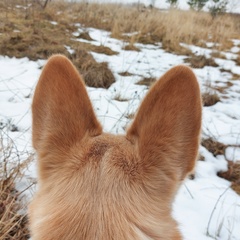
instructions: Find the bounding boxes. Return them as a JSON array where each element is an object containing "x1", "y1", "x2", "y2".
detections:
[
  {"x1": 71, "y1": 49, "x2": 115, "y2": 88},
  {"x1": 63, "y1": 3, "x2": 239, "y2": 52},
  {"x1": 218, "y1": 161, "x2": 240, "y2": 195},
  {"x1": 201, "y1": 135, "x2": 240, "y2": 195},
  {"x1": 185, "y1": 55, "x2": 218, "y2": 68},
  {"x1": 1, "y1": 0, "x2": 240, "y2": 60},
  {"x1": 201, "y1": 138, "x2": 227, "y2": 157},
  {"x1": 202, "y1": 91, "x2": 220, "y2": 107},
  {"x1": 236, "y1": 55, "x2": 240, "y2": 66},
  {"x1": 123, "y1": 44, "x2": 140, "y2": 52},
  {"x1": 113, "y1": 93, "x2": 129, "y2": 102},
  {"x1": 0, "y1": 131, "x2": 33, "y2": 239},
  {"x1": 201, "y1": 77, "x2": 221, "y2": 107},
  {"x1": 136, "y1": 77, "x2": 156, "y2": 87},
  {"x1": 118, "y1": 71, "x2": 133, "y2": 77}
]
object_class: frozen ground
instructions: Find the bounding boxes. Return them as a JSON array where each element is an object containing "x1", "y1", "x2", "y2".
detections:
[{"x1": 0, "y1": 24, "x2": 240, "y2": 239}]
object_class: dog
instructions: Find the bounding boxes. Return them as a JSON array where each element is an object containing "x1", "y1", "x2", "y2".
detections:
[{"x1": 28, "y1": 54, "x2": 202, "y2": 239}]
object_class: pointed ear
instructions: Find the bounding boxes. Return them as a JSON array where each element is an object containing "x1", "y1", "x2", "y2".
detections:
[
  {"x1": 32, "y1": 55, "x2": 102, "y2": 153},
  {"x1": 127, "y1": 66, "x2": 202, "y2": 180}
]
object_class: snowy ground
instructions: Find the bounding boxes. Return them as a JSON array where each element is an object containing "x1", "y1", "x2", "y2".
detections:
[{"x1": 0, "y1": 24, "x2": 240, "y2": 239}]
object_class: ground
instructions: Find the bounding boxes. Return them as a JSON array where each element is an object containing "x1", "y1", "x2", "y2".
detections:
[{"x1": 0, "y1": 1, "x2": 240, "y2": 239}]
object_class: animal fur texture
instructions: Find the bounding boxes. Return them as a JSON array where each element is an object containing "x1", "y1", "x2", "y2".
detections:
[{"x1": 28, "y1": 54, "x2": 202, "y2": 239}]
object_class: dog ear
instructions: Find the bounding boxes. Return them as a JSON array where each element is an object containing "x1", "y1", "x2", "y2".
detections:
[
  {"x1": 32, "y1": 55, "x2": 102, "y2": 154},
  {"x1": 127, "y1": 66, "x2": 202, "y2": 181}
]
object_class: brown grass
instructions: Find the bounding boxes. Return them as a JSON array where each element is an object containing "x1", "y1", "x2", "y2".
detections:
[
  {"x1": 0, "y1": 0, "x2": 239, "y2": 60},
  {"x1": 236, "y1": 55, "x2": 240, "y2": 66},
  {"x1": 201, "y1": 138, "x2": 227, "y2": 157},
  {"x1": 76, "y1": 31, "x2": 94, "y2": 41},
  {"x1": 218, "y1": 161, "x2": 240, "y2": 195},
  {"x1": 113, "y1": 94, "x2": 129, "y2": 102},
  {"x1": 202, "y1": 91, "x2": 220, "y2": 106},
  {"x1": 0, "y1": 134, "x2": 33, "y2": 240},
  {"x1": 118, "y1": 71, "x2": 133, "y2": 77},
  {"x1": 125, "y1": 112, "x2": 135, "y2": 119},
  {"x1": 201, "y1": 137, "x2": 240, "y2": 195},
  {"x1": 123, "y1": 44, "x2": 140, "y2": 52},
  {"x1": 71, "y1": 4, "x2": 239, "y2": 52},
  {"x1": 136, "y1": 77, "x2": 156, "y2": 87},
  {"x1": 71, "y1": 49, "x2": 115, "y2": 88},
  {"x1": 211, "y1": 51, "x2": 226, "y2": 59},
  {"x1": 185, "y1": 55, "x2": 218, "y2": 68}
]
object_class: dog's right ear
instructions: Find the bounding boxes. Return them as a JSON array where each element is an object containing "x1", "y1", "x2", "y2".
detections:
[
  {"x1": 127, "y1": 65, "x2": 202, "y2": 183},
  {"x1": 32, "y1": 55, "x2": 102, "y2": 157}
]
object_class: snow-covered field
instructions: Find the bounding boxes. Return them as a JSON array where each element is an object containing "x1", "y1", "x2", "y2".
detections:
[{"x1": 0, "y1": 24, "x2": 240, "y2": 239}]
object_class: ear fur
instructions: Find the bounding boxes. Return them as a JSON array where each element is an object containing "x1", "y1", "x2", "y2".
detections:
[
  {"x1": 127, "y1": 65, "x2": 202, "y2": 180},
  {"x1": 32, "y1": 54, "x2": 102, "y2": 154}
]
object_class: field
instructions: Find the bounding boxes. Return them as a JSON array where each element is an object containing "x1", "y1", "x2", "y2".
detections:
[{"x1": 0, "y1": 0, "x2": 240, "y2": 239}]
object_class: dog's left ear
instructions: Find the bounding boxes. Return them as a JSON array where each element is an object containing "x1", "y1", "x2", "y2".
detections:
[{"x1": 32, "y1": 55, "x2": 102, "y2": 154}]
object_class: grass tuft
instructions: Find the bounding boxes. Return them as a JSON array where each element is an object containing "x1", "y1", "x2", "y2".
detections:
[
  {"x1": 136, "y1": 77, "x2": 156, "y2": 87},
  {"x1": 185, "y1": 55, "x2": 218, "y2": 68},
  {"x1": 123, "y1": 44, "x2": 140, "y2": 52},
  {"x1": 218, "y1": 161, "x2": 240, "y2": 195},
  {"x1": 118, "y1": 71, "x2": 133, "y2": 77},
  {"x1": 0, "y1": 133, "x2": 33, "y2": 240},
  {"x1": 201, "y1": 138, "x2": 227, "y2": 157},
  {"x1": 202, "y1": 91, "x2": 220, "y2": 106},
  {"x1": 72, "y1": 49, "x2": 115, "y2": 88}
]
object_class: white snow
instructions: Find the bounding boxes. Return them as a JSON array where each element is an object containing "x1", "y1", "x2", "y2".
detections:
[{"x1": 1, "y1": 22, "x2": 240, "y2": 240}]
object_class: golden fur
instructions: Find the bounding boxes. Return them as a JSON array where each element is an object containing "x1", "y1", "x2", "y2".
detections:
[{"x1": 29, "y1": 55, "x2": 202, "y2": 239}]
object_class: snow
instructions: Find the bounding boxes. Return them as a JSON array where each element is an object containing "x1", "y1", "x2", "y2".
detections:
[{"x1": 1, "y1": 24, "x2": 240, "y2": 240}]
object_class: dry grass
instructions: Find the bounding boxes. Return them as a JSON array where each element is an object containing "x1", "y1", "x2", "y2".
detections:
[
  {"x1": 185, "y1": 55, "x2": 218, "y2": 68},
  {"x1": 0, "y1": 133, "x2": 33, "y2": 240},
  {"x1": 71, "y1": 49, "x2": 115, "y2": 88},
  {"x1": 125, "y1": 112, "x2": 135, "y2": 119},
  {"x1": 201, "y1": 138, "x2": 227, "y2": 157},
  {"x1": 118, "y1": 71, "x2": 133, "y2": 77},
  {"x1": 0, "y1": 0, "x2": 239, "y2": 60},
  {"x1": 75, "y1": 31, "x2": 93, "y2": 41},
  {"x1": 136, "y1": 77, "x2": 156, "y2": 87},
  {"x1": 123, "y1": 44, "x2": 140, "y2": 52},
  {"x1": 236, "y1": 55, "x2": 240, "y2": 66},
  {"x1": 67, "y1": 4, "x2": 239, "y2": 52},
  {"x1": 201, "y1": 78, "x2": 221, "y2": 107},
  {"x1": 211, "y1": 51, "x2": 226, "y2": 59},
  {"x1": 201, "y1": 137, "x2": 240, "y2": 195},
  {"x1": 218, "y1": 161, "x2": 240, "y2": 195},
  {"x1": 202, "y1": 91, "x2": 220, "y2": 106},
  {"x1": 113, "y1": 94, "x2": 129, "y2": 102}
]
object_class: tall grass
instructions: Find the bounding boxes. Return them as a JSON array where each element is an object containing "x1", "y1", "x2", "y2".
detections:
[
  {"x1": 0, "y1": 0, "x2": 239, "y2": 59},
  {"x1": 52, "y1": 1, "x2": 239, "y2": 51}
]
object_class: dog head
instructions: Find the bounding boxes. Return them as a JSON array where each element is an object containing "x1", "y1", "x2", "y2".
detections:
[{"x1": 29, "y1": 55, "x2": 202, "y2": 239}]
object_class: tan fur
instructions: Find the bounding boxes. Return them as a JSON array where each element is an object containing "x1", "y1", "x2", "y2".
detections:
[{"x1": 29, "y1": 54, "x2": 202, "y2": 239}]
